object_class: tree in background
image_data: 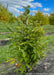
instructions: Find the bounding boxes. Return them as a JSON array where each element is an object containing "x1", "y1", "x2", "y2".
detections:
[
  {"x1": 33, "y1": 10, "x2": 49, "y2": 25},
  {"x1": 0, "y1": 4, "x2": 16, "y2": 23},
  {"x1": 44, "y1": 14, "x2": 49, "y2": 25},
  {"x1": 49, "y1": 11, "x2": 54, "y2": 25}
]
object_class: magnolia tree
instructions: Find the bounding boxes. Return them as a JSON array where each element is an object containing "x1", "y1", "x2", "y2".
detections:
[{"x1": 8, "y1": 6, "x2": 47, "y2": 74}]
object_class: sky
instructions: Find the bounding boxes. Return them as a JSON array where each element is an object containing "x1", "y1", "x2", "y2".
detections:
[{"x1": 0, "y1": 0, "x2": 54, "y2": 16}]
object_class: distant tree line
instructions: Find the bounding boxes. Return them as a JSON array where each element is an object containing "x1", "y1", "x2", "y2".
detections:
[{"x1": 0, "y1": 4, "x2": 54, "y2": 25}]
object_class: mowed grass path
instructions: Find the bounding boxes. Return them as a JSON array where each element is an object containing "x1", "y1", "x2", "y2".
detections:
[
  {"x1": 43, "y1": 24, "x2": 54, "y2": 33},
  {"x1": 0, "y1": 22, "x2": 18, "y2": 40},
  {"x1": 0, "y1": 34, "x2": 11, "y2": 40},
  {"x1": 0, "y1": 45, "x2": 10, "y2": 63},
  {"x1": 0, "y1": 22, "x2": 18, "y2": 33}
]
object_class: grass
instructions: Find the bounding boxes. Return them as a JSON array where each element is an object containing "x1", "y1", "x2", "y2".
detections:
[
  {"x1": 45, "y1": 29, "x2": 54, "y2": 33},
  {"x1": 43, "y1": 24, "x2": 54, "y2": 33},
  {"x1": 0, "y1": 22, "x2": 18, "y2": 40},
  {"x1": 46, "y1": 34, "x2": 54, "y2": 44},
  {"x1": 0, "y1": 22, "x2": 10, "y2": 33},
  {"x1": 0, "y1": 45, "x2": 10, "y2": 63},
  {"x1": 0, "y1": 22, "x2": 18, "y2": 33},
  {"x1": 45, "y1": 34, "x2": 54, "y2": 53},
  {"x1": 43, "y1": 24, "x2": 54, "y2": 29},
  {"x1": 0, "y1": 34, "x2": 11, "y2": 40},
  {"x1": 46, "y1": 44, "x2": 54, "y2": 54}
]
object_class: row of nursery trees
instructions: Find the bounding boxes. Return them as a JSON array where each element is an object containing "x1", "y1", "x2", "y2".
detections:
[
  {"x1": 0, "y1": 4, "x2": 54, "y2": 74},
  {"x1": 0, "y1": 4, "x2": 16, "y2": 23},
  {"x1": 0, "y1": 4, "x2": 54, "y2": 25}
]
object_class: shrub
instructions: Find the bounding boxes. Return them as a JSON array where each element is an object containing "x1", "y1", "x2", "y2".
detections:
[
  {"x1": 6, "y1": 6, "x2": 47, "y2": 74},
  {"x1": 8, "y1": 17, "x2": 47, "y2": 74}
]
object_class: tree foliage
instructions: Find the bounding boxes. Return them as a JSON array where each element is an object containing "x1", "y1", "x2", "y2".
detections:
[
  {"x1": 0, "y1": 4, "x2": 16, "y2": 23},
  {"x1": 33, "y1": 11, "x2": 49, "y2": 25},
  {"x1": 8, "y1": 6, "x2": 47, "y2": 74},
  {"x1": 0, "y1": 4, "x2": 48, "y2": 74},
  {"x1": 49, "y1": 11, "x2": 54, "y2": 25}
]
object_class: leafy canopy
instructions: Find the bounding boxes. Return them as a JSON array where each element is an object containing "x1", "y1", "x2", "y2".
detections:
[
  {"x1": 8, "y1": 6, "x2": 47, "y2": 74},
  {"x1": 49, "y1": 11, "x2": 54, "y2": 25}
]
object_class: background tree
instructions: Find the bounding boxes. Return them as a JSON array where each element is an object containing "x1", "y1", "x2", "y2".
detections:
[
  {"x1": 33, "y1": 10, "x2": 49, "y2": 25},
  {"x1": 44, "y1": 14, "x2": 49, "y2": 25},
  {"x1": 49, "y1": 11, "x2": 54, "y2": 25},
  {"x1": 0, "y1": 4, "x2": 16, "y2": 23}
]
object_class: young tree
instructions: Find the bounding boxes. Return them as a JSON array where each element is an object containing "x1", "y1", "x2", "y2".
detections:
[
  {"x1": 44, "y1": 14, "x2": 49, "y2": 25},
  {"x1": 8, "y1": 6, "x2": 47, "y2": 74},
  {"x1": 49, "y1": 11, "x2": 54, "y2": 25}
]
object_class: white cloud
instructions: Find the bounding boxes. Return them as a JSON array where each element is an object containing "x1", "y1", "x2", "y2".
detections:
[
  {"x1": 0, "y1": 0, "x2": 42, "y2": 16},
  {"x1": 43, "y1": 8, "x2": 50, "y2": 11},
  {"x1": 30, "y1": 10, "x2": 37, "y2": 15},
  {"x1": 43, "y1": 12, "x2": 50, "y2": 16}
]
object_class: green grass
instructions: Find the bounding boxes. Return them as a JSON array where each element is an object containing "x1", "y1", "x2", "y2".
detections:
[
  {"x1": 46, "y1": 34, "x2": 54, "y2": 44},
  {"x1": 0, "y1": 22, "x2": 18, "y2": 33},
  {"x1": 0, "y1": 45, "x2": 10, "y2": 63},
  {"x1": 45, "y1": 34, "x2": 54, "y2": 53},
  {"x1": 0, "y1": 22, "x2": 10, "y2": 32},
  {"x1": 43, "y1": 24, "x2": 54, "y2": 29},
  {"x1": 45, "y1": 29, "x2": 54, "y2": 33},
  {"x1": 43, "y1": 24, "x2": 54, "y2": 33},
  {"x1": 0, "y1": 22, "x2": 18, "y2": 40},
  {"x1": 0, "y1": 34, "x2": 11, "y2": 40},
  {"x1": 46, "y1": 44, "x2": 54, "y2": 54}
]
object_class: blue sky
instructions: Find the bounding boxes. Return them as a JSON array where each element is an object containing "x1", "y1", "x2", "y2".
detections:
[
  {"x1": 29, "y1": 0, "x2": 54, "y2": 15},
  {"x1": 0, "y1": 0, "x2": 54, "y2": 16},
  {"x1": 35, "y1": 0, "x2": 54, "y2": 12}
]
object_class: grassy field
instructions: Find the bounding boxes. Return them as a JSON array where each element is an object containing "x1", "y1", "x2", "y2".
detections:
[
  {"x1": 0, "y1": 22, "x2": 18, "y2": 33},
  {"x1": 43, "y1": 24, "x2": 54, "y2": 29},
  {"x1": 45, "y1": 34, "x2": 54, "y2": 53},
  {"x1": 46, "y1": 34, "x2": 54, "y2": 44},
  {"x1": 43, "y1": 24, "x2": 54, "y2": 33},
  {"x1": 0, "y1": 22, "x2": 17, "y2": 40},
  {"x1": 0, "y1": 34, "x2": 11, "y2": 40},
  {"x1": 0, "y1": 45, "x2": 10, "y2": 63}
]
